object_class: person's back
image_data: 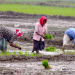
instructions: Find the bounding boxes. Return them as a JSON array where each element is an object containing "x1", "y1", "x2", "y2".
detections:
[
  {"x1": 0, "y1": 26, "x2": 22, "y2": 52},
  {"x1": 0, "y1": 26, "x2": 16, "y2": 43},
  {"x1": 65, "y1": 28, "x2": 75, "y2": 40}
]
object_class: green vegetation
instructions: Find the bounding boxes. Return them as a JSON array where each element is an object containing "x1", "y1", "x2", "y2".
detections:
[
  {"x1": 30, "y1": 52, "x2": 40, "y2": 57},
  {"x1": 5, "y1": 0, "x2": 48, "y2": 2},
  {"x1": 0, "y1": 4, "x2": 75, "y2": 16},
  {"x1": 25, "y1": 51, "x2": 29, "y2": 56},
  {"x1": 4, "y1": 0, "x2": 75, "y2": 2},
  {"x1": 19, "y1": 51, "x2": 23, "y2": 55},
  {"x1": 7, "y1": 42, "x2": 9, "y2": 45},
  {"x1": 0, "y1": 51, "x2": 11, "y2": 56},
  {"x1": 13, "y1": 51, "x2": 17, "y2": 55},
  {"x1": 42, "y1": 59, "x2": 51, "y2": 69},
  {"x1": 45, "y1": 46, "x2": 56, "y2": 52},
  {"x1": 5, "y1": 51, "x2": 11, "y2": 56},
  {"x1": 44, "y1": 34, "x2": 53, "y2": 40}
]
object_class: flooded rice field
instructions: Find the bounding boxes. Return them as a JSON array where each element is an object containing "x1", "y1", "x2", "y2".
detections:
[{"x1": 0, "y1": 11, "x2": 75, "y2": 75}]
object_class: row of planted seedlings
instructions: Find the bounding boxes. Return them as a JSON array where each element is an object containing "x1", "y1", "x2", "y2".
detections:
[
  {"x1": 45, "y1": 46, "x2": 75, "y2": 55},
  {"x1": 0, "y1": 51, "x2": 41, "y2": 57}
]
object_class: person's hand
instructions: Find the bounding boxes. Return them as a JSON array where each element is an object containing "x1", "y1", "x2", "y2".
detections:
[{"x1": 41, "y1": 35, "x2": 45, "y2": 39}]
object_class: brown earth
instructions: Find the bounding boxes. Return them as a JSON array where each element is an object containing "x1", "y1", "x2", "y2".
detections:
[
  {"x1": 0, "y1": 11, "x2": 75, "y2": 50},
  {"x1": 0, "y1": 11, "x2": 75, "y2": 75}
]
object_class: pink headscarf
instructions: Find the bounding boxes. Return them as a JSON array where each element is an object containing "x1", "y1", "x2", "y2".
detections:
[
  {"x1": 40, "y1": 16, "x2": 47, "y2": 26},
  {"x1": 15, "y1": 29, "x2": 22, "y2": 38}
]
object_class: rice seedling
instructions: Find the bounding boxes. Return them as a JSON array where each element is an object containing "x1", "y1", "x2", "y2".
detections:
[
  {"x1": 70, "y1": 51, "x2": 73, "y2": 55},
  {"x1": 25, "y1": 51, "x2": 29, "y2": 56},
  {"x1": 30, "y1": 52, "x2": 40, "y2": 57},
  {"x1": 65, "y1": 50, "x2": 69, "y2": 54},
  {"x1": 13, "y1": 51, "x2": 17, "y2": 55},
  {"x1": 67, "y1": 51, "x2": 69, "y2": 54},
  {"x1": 45, "y1": 46, "x2": 55, "y2": 52},
  {"x1": 44, "y1": 34, "x2": 53, "y2": 40},
  {"x1": 22, "y1": 46, "x2": 24, "y2": 49},
  {"x1": 19, "y1": 51, "x2": 23, "y2": 55},
  {"x1": 0, "y1": 52, "x2": 4, "y2": 56},
  {"x1": 5, "y1": 51, "x2": 11, "y2": 56},
  {"x1": 16, "y1": 43, "x2": 19, "y2": 46},
  {"x1": 7, "y1": 42, "x2": 9, "y2": 45},
  {"x1": 42, "y1": 59, "x2": 51, "y2": 69},
  {"x1": 74, "y1": 51, "x2": 75, "y2": 55}
]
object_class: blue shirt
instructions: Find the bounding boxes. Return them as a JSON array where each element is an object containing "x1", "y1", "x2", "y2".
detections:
[{"x1": 65, "y1": 28, "x2": 75, "y2": 44}]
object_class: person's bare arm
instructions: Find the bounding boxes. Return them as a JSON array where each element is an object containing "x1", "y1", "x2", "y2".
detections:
[{"x1": 7, "y1": 41, "x2": 21, "y2": 50}]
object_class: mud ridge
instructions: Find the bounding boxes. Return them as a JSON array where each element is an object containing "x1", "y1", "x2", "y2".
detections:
[
  {"x1": 0, "y1": 54, "x2": 75, "y2": 62},
  {"x1": 0, "y1": 11, "x2": 75, "y2": 21}
]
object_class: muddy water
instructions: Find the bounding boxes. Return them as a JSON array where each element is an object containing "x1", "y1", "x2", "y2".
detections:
[
  {"x1": 0, "y1": 61, "x2": 75, "y2": 75},
  {"x1": 0, "y1": 12, "x2": 75, "y2": 75}
]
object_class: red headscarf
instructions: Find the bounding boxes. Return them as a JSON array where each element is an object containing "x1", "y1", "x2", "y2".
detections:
[
  {"x1": 15, "y1": 29, "x2": 22, "y2": 38},
  {"x1": 40, "y1": 16, "x2": 47, "y2": 26}
]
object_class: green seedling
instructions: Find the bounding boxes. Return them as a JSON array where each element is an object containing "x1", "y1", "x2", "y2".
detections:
[
  {"x1": 0, "y1": 51, "x2": 5, "y2": 56},
  {"x1": 7, "y1": 42, "x2": 9, "y2": 45},
  {"x1": 13, "y1": 51, "x2": 17, "y2": 55},
  {"x1": 42, "y1": 59, "x2": 51, "y2": 69},
  {"x1": 22, "y1": 46, "x2": 24, "y2": 49},
  {"x1": 30, "y1": 52, "x2": 35, "y2": 57},
  {"x1": 67, "y1": 51, "x2": 68, "y2": 54},
  {"x1": 25, "y1": 51, "x2": 29, "y2": 56},
  {"x1": 45, "y1": 46, "x2": 55, "y2": 52},
  {"x1": 70, "y1": 51, "x2": 73, "y2": 55},
  {"x1": 16, "y1": 43, "x2": 19, "y2": 46},
  {"x1": 74, "y1": 51, "x2": 75, "y2": 55},
  {"x1": 44, "y1": 34, "x2": 53, "y2": 40},
  {"x1": 5, "y1": 51, "x2": 11, "y2": 56},
  {"x1": 30, "y1": 52, "x2": 40, "y2": 57},
  {"x1": 19, "y1": 51, "x2": 23, "y2": 55}
]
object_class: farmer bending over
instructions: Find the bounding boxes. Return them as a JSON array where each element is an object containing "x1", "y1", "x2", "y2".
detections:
[
  {"x1": 32, "y1": 16, "x2": 47, "y2": 54},
  {"x1": 62, "y1": 28, "x2": 75, "y2": 53},
  {"x1": 0, "y1": 26, "x2": 22, "y2": 52}
]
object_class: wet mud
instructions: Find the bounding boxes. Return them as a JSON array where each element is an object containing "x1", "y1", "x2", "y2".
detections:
[
  {"x1": 0, "y1": 54, "x2": 75, "y2": 62},
  {"x1": 0, "y1": 11, "x2": 75, "y2": 75}
]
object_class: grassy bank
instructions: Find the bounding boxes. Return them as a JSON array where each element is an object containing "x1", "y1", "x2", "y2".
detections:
[{"x1": 0, "y1": 4, "x2": 75, "y2": 16}]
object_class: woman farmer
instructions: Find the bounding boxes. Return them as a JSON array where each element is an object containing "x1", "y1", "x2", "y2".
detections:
[
  {"x1": 0, "y1": 26, "x2": 22, "y2": 52},
  {"x1": 62, "y1": 28, "x2": 75, "y2": 53},
  {"x1": 32, "y1": 16, "x2": 47, "y2": 54}
]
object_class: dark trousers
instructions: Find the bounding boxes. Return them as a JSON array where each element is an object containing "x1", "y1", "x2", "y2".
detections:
[{"x1": 33, "y1": 38, "x2": 45, "y2": 51}]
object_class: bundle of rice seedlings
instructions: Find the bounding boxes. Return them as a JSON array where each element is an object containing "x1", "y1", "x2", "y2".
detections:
[
  {"x1": 42, "y1": 59, "x2": 51, "y2": 69},
  {"x1": 45, "y1": 46, "x2": 55, "y2": 52},
  {"x1": 44, "y1": 34, "x2": 53, "y2": 40}
]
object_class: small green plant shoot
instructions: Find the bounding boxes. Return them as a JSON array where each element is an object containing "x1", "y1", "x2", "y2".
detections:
[
  {"x1": 7, "y1": 42, "x2": 9, "y2": 45},
  {"x1": 30, "y1": 52, "x2": 40, "y2": 57},
  {"x1": 25, "y1": 51, "x2": 29, "y2": 56},
  {"x1": 5, "y1": 51, "x2": 11, "y2": 56},
  {"x1": 13, "y1": 51, "x2": 17, "y2": 55},
  {"x1": 16, "y1": 43, "x2": 19, "y2": 46},
  {"x1": 19, "y1": 51, "x2": 23, "y2": 55},
  {"x1": 44, "y1": 34, "x2": 53, "y2": 40},
  {"x1": 45, "y1": 46, "x2": 55, "y2": 52},
  {"x1": 42, "y1": 59, "x2": 51, "y2": 69}
]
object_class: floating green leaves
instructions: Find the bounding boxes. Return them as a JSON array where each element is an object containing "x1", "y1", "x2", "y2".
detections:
[{"x1": 44, "y1": 34, "x2": 53, "y2": 40}]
